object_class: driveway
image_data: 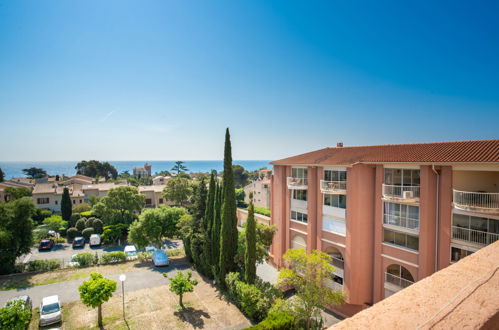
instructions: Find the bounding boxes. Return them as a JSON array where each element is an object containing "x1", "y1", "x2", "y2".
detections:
[{"x1": 0, "y1": 258, "x2": 191, "y2": 307}]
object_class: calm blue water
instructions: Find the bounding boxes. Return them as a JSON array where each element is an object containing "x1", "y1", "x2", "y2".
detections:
[{"x1": 0, "y1": 160, "x2": 271, "y2": 180}]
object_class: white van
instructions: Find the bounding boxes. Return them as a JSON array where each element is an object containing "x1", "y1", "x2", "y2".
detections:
[{"x1": 89, "y1": 234, "x2": 101, "y2": 247}]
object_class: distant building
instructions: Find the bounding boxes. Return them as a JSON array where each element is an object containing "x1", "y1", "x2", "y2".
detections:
[
  {"x1": 133, "y1": 163, "x2": 152, "y2": 178},
  {"x1": 153, "y1": 175, "x2": 171, "y2": 185},
  {"x1": 138, "y1": 185, "x2": 169, "y2": 208},
  {"x1": 243, "y1": 169, "x2": 272, "y2": 209}
]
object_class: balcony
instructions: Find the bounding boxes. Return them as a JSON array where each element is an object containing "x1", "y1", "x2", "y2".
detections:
[
  {"x1": 383, "y1": 214, "x2": 419, "y2": 231},
  {"x1": 453, "y1": 190, "x2": 499, "y2": 214},
  {"x1": 320, "y1": 180, "x2": 347, "y2": 194},
  {"x1": 452, "y1": 226, "x2": 499, "y2": 246},
  {"x1": 287, "y1": 177, "x2": 308, "y2": 190},
  {"x1": 325, "y1": 278, "x2": 343, "y2": 291},
  {"x1": 331, "y1": 257, "x2": 344, "y2": 278},
  {"x1": 385, "y1": 272, "x2": 414, "y2": 290},
  {"x1": 382, "y1": 184, "x2": 420, "y2": 202}
]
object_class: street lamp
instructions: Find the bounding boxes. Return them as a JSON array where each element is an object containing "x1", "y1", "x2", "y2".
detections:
[{"x1": 119, "y1": 274, "x2": 126, "y2": 320}]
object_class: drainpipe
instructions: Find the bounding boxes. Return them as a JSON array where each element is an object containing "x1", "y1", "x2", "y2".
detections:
[{"x1": 432, "y1": 165, "x2": 440, "y2": 272}]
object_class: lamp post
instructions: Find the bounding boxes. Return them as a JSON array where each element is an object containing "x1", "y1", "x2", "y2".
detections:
[{"x1": 119, "y1": 274, "x2": 126, "y2": 320}]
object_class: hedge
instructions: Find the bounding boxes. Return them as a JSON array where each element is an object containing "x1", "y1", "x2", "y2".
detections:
[
  {"x1": 73, "y1": 253, "x2": 95, "y2": 267},
  {"x1": 252, "y1": 206, "x2": 271, "y2": 217},
  {"x1": 25, "y1": 259, "x2": 61, "y2": 272},
  {"x1": 246, "y1": 312, "x2": 296, "y2": 330},
  {"x1": 101, "y1": 251, "x2": 127, "y2": 264}
]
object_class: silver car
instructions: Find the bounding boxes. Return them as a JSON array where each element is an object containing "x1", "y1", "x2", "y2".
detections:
[{"x1": 39, "y1": 295, "x2": 61, "y2": 326}]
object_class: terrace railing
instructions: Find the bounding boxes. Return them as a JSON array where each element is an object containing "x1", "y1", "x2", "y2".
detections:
[
  {"x1": 320, "y1": 180, "x2": 347, "y2": 194},
  {"x1": 453, "y1": 190, "x2": 499, "y2": 213},
  {"x1": 287, "y1": 177, "x2": 308, "y2": 190},
  {"x1": 452, "y1": 226, "x2": 499, "y2": 246},
  {"x1": 385, "y1": 272, "x2": 414, "y2": 290},
  {"x1": 383, "y1": 214, "x2": 420, "y2": 231},
  {"x1": 382, "y1": 184, "x2": 420, "y2": 200}
]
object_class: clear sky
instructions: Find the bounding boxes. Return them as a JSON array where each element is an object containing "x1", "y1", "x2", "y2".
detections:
[{"x1": 0, "y1": 0, "x2": 498, "y2": 161}]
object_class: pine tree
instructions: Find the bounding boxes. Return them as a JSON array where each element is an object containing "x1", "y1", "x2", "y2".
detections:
[
  {"x1": 219, "y1": 128, "x2": 238, "y2": 285},
  {"x1": 211, "y1": 182, "x2": 222, "y2": 280},
  {"x1": 245, "y1": 192, "x2": 257, "y2": 284},
  {"x1": 61, "y1": 187, "x2": 72, "y2": 221}
]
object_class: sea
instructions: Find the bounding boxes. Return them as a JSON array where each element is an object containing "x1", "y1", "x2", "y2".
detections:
[{"x1": 0, "y1": 160, "x2": 271, "y2": 180}]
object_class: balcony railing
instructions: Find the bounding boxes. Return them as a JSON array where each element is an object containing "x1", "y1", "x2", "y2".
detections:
[
  {"x1": 287, "y1": 177, "x2": 308, "y2": 190},
  {"x1": 382, "y1": 184, "x2": 420, "y2": 201},
  {"x1": 453, "y1": 190, "x2": 499, "y2": 213},
  {"x1": 320, "y1": 180, "x2": 347, "y2": 194},
  {"x1": 452, "y1": 226, "x2": 499, "y2": 246},
  {"x1": 385, "y1": 272, "x2": 414, "y2": 289},
  {"x1": 325, "y1": 278, "x2": 343, "y2": 291},
  {"x1": 383, "y1": 214, "x2": 419, "y2": 231},
  {"x1": 331, "y1": 256, "x2": 344, "y2": 270}
]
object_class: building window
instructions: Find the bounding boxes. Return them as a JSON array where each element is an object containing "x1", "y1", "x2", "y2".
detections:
[
  {"x1": 383, "y1": 228, "x2": 419, "y2": 251},
  {"x1": 72, "y1": 200, "x2": 76, "y2": 204},
  {"x1": 80, "y1": 199, "x2": 82, "y2": 204},
  {"x1": 291, "y1": 167, "x2": 307, "y2": 179},
  {"x1": 292, "y1": 190, "x2": 307, "y2": 201},
  {"x1": 451, "y1": 246, "x2": 475, "y2": 263},
  {"x1": 384, "y1": 169, "x2": 420, "y2": 186},
  {"x1": 55, "y1": 200, "x2": 58, "y2": 205},
  {"x1": 383, "y1": 202, "x2": 419, "y2": 231},
  {"x1": 37, "y1": 198, "x2": 50, "y2": 204},
  {"x1": 452, "y1": 213, "x2": 499, "y2": 245},
  {"x1": 145, "y1": 198, "x2": 152, "y2": 206},
  {"x1": 291, "y1": 235, "x2": 307, "y2": 250},
  {"x1": 324, "y1": 170, "x2": 347, "y2": 182},
  {"x1": 323, "y1": 217, "x2": 346, "y2": 235},
  {"x1": 291, "y1": 210, "x2": 308, "y2": 224},
  {"x1": 324, "y1": 194, "x2": 346, "y2": 209},
  {"x1": 159, "y1": 198, "x2": 164, "y2": 204}
]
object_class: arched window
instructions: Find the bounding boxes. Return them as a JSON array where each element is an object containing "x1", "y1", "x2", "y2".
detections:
[
  {"x1": 385, "y1": 264, "x2": 415, "y2": 298},
  {"x1": 325, "y1": 246, "x2": 344, "y2": 270},
  {"x1": 291, "y1": 235, "x2": 307, "y2": 250}
]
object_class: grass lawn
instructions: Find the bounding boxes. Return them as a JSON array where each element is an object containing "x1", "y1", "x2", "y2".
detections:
[{"x1": 29, "y1": 272, "x2": 250, "y2": 330}]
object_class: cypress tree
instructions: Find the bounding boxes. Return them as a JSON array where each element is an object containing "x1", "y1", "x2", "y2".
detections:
[
  {"x1": 245, "y1": 192, "x2": 257, "y2": 284},
  {"x1": 194, "y1": 178, "x2": 208, "y2": 223},
  {"x1": 61, "y1": 187, "x2": 72, "y2": 221},
  {"x1": 205, "y1": 172, "x2": 216, "y2": 263},
  {"x1": 212, "y1": 182, "x2": 222, "y2": 280},
  {"x1": 219, "y1": 128, "x2": 238, "y2": 285}
]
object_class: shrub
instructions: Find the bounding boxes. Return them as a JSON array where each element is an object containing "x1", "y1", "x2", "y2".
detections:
[
  {"x1": 73, "y1": 253, "x2": 95, "y2": 267},
  {"x1": 82, "y1": 227, "x2": 95, "y2": 240},
  {"x1": 52, "y1": 237, "x2": 66, "y2": 244},
  {"x1": 80, "y1": 211, "x2": 93, "y2": 217},
  {"x1": 137, "y1": 251, "x2": 153, "y2": 262},
  {"x1": 25, "y1": 259, "x2": 61, "y2": 272},
  {"x1": 101, "y1": 251, "x2": 127, "y2": 264},
  {"x1": 70, "y1": 213, "x2": 82, "y2": 227},
  {"x1": 93, "y1": 219, "x2": 104, "y2": 234},
  {"x1": 32, "y1": 227, "x2": 50, "y2": 242},
  {"x1": 0, "y1": 299, "x2": 32, "y2": 329},
  {"x1": 32, "y1": 209, "x2": 52, "y2": 224},
  {"x1": 167, "y1": 248, "x2": 185, "y2": 257},
  {"x1": 75, "y1": 219, "x2": 86, "y2": 232},
  {"x1": 73, "y1": 203, "x2": 91, "y2": 214},
  {"x1": 247, "y1": 312, "x2": 296, "y2": 330},
  {"x1": 59, "y1": 226, "x2": 67, "y2": 237},
  {"x1": 67, "y1": 227, "x2": 80, "y2": 241},
  {"x1": 252, "y1": 206, "x2": 271, "y2": 217}
]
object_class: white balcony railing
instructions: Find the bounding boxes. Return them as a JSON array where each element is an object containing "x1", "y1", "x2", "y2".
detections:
[
  {"x1": 453, "y1": 190, "x2": 499, "y2": 213},
  {"x1": 382, "y1": 184, "x2": 420, "y2": 200},
  {"x1": 452, "y1": 226, "x2": 499, "y2": 246},
  {"x1": 287, "y1": 177, "x2": 308, "y2": 190},
  {"x1": 385, "y1": 272, "x2": 414, "y2": 290},
  {"x1": 320, "y1": 180, "x2": 347, "y2": 194},
  {"x1": 325, "y1": 278, "x2": 343, "y2": 291},
  {"x1": 383, "y1": 214, "x2": 420, "y2": 231}
]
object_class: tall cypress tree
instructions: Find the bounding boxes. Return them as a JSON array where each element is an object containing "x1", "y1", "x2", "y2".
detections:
[
  {"x1": 245, "y1": 192, "x2": 257, "y2": 284},
  {"x1": 205, "y1": 172, "x2": 216, "y2": 263},
  {"x1": 61, "y1": 187, "x2": 72, "y2": 221},
  {"x1": 219, "y1": 128, "x2": 238, "y2": 285},
  {"x1": 212, "y1": 182, "x2": 222, "y2": 280}
]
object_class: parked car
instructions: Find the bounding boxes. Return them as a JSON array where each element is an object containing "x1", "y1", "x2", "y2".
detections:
[
  {"x1": 68, "y1": 254, "x2": 79, "y2": 268},
  {"x1": 124, "y1": 245, "x2": 137, "y2": 257},
  {"x1": 145, "y1": 246, "x2": 156, "y2": 252},
  {"x1": 39, "y1": 295, "x2": 61, "y2": 327},
  {"x1": 72, "y1": 237, "x2": 85, "y2": 248},
  {"x1": 6, "y1": 295, "x2": 32, "y2": 311},
  {"x1": 38, "y1": 239, "x2": 54, "y2": 251},
  {"x1": 152, "y1": 249, "x2": 169, "y2": 267},
  {"x1": 89, "y1": 234, "x2": 101, "y2": 247}
]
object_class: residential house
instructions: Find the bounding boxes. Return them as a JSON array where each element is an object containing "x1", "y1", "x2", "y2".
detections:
[
  {"x1": 244, "y1": 169, "x2": 272, "y2": 209},
  {"x1": 32, "y1": 183, "x2": 85, "y2": 212},
  {"x1": 138, "y1": 185, "x2": 168, "y2": 208},
  {"x1": 133, "y1": 163, "x2": 152, "y2": 178},
  {"x1": 153, "y1": 175, "x2": 170, "y2": 185}
]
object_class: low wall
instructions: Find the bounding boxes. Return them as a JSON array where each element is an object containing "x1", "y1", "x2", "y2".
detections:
[{"x1": 237, "y1": 208, "x2": 271, "y2": 227}]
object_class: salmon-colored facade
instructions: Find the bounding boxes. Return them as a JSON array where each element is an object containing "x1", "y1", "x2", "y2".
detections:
[{"x1": 269, "y1": 140, "x2": 499, "y2": 316}]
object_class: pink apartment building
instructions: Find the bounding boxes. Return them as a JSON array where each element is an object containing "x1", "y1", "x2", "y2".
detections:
[{"x1": 269, "y1": 139, "x2": 499, "y2": 316}]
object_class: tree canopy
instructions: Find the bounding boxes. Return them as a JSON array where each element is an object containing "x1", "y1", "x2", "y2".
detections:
[
  {"x1": 164, "y1": 271, "x2": 198, "y2": 309},
  {"x1": 171, "y1": 161, "x2": 188, "y2": 175},
  {"x1": 79, "y1": 272, "x2": 117, "y2": 327},
  {"x1": 0, "y1": 168, "x2": 4, "y2": 182},
  {"x1": 244, "y1": 193, "x2": 257, "y2": 284},
  {"x1": 22, "y1": 167, "x2": 47, "y2": 179},
  {"x1": 75, "y1": 160, "x2": 118, "y2": 180},
  {"x1": 237, "y1": 222, "x2": 276, "y2": 267},
  {"x1": 129, "y1": 206, "x2": 187, "y2": 248},
  {"x1": 163, "y1": 177, "x2": 192, "y2": 206},
  {"x1": 3, "y1": 187, "x2": 32, "y2": 200},
  {"x1": 61, "y1": 187, "x2": 72, "y2": 221},
  {"x1": 43, "y1": 215, "x2": 67, "y2": 233},
  {"x1": 92, "y1": 186, "x2": 145, "y2": 225},
  {"x1": 0, "y1": 299, "x2": 32, "y2": 329}
]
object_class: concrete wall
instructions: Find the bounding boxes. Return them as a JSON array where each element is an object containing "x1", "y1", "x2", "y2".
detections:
[{"x1": 453, "y1": 170, "x2": 499, "y2": 192}]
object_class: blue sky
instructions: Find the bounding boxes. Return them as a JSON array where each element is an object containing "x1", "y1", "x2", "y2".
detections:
[{"x1": 0, "y1": 0, "x2": 498, "y2": 161}]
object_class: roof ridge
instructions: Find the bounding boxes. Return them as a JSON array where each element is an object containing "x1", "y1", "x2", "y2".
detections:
[{"x1": 326, "y1": 139, "x2": 499, "y2": 149}]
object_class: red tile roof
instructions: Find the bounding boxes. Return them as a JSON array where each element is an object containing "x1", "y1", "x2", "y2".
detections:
[{"x1": 271, "y1": 139, "x2": 499, "y2": 165}]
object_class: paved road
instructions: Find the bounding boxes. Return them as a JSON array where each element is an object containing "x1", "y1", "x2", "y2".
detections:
[{"x1": 0, "y1": 258, "x2": 190, "y2": 307}]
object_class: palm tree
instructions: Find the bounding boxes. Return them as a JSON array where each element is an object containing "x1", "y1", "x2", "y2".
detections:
[{"x1": 171, "y1": 161, "x2": 188, "y2": 174}]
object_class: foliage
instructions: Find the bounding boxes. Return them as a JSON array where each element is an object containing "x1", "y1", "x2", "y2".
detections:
[
  {"x1": 137, "y1": 251, "x2": 153, "y2": 262},
  {"x1": 211, "y1": 182, "x2": 222, "y2": 279},
  {"x1": 171, "y1": 161, "x2": 189, "y2": 175},
  {"x1": 25, "y1": 259, "x2": 61, "y2": 272},
  {"x1": 177, "y1": 214, "x2": 194, "y2": 261},
  {"x1": 87, "y1": 195, "x2": 101, "y2": 207},
  {"x1": 129, "y1": 206, "x2": 187, "y2": 249},
  {"x1": 22, "y1": 167, "x2": 46, "y2": 179},
  {"x1": 85, "y1": 217, "x2": 95, "y2": 228},
  {"x1": 93, "y1": 219, "x2": 104, "y2": 234},
  {"x1": 233, "y1": 164, "x2": 249, "y2": 188},
  {"x1": 167, "y1": 248, "x2": 185, "y2": 257},
  {"x1": 66, "y1": 227, "x2": 80, "y2": 241},
  {"x1": 92, "y1": 186, "x2": 145, "y2": 225},
  {"x1": 163, "y1": 177, "x2": 192, "y2": 206},
  {"x1": 75, "y1": 219, "x2": 86, "y2": 232},
  {"x1": 237, "y1": 223, "x2": 276, "y2": 267},
  {"x1": 101, "y1": 251, "x2": 127, "y2": 264},
  {"x1": 191, "y1": 178, "x2": 207, "y2": 223},
  {"x1": 253, "y1": 206, "x2": 271, "y2": 217},
  {"x1": 0, "y1": 197, "x2": 35, "y2": 274},
  {"x1": 164, "y1": 270, "x2": 198, "y2": 308},
  {"x1": 32, "y1": 209, "x2": 52, "y2": 224},
  {"x1": 235, "y1": 188, "x2": 246, "y2": 207},
  {"x1": 247, "y1": 312, "x2": 296, "y2": 330},
  {"x1": 73, "y1": 253, "x2": 95, "y2": 267},
  {"x1": 43, "y1": 215, "x2": 67, "y2": 233},
  {"x1": 219, "y1": 128, "x2": 239, "y2": 285},
  {"x1": 0, "y1": 299, "x2": 32, "y2": 329},
  {"x1": 82, "y1": 227, "x2": 95, "y2": 240},
  {"x1": 79, "y1": 272, "x2": 117, "y2": 326},
  {"x1": 73, "y1": 203, "x2": 91, "y2": 214},
  {"x1": 0, "y1": 168, "x2": 3, "y2": 182},
  {"x1": 101, "y1": 224, "x2": 129, "y2": 244},
  {"x1": 52, "y1": 236, "x2": 66, "y2": 243},
  {"x1": 69, "y1": 213, "x2": 81, "y2": 227},
  {"x1": 80, "y1": 211, "x2": 92, "y2": 217},
  {"x1": 3, "y1": 187, "x2": 32, "y2": 200},
  {"x1": 277, "y1": 249, "x2": 345, "y2": 329},
  {"x1": 245, "y1": 193, "x2": 257, "y2": 284},
  {"x1": 61, "y1": 187, "x2": 72, "y2": 221},
  {"x1": 75, "y1": 160, "x2": 118, "y2": 180}
]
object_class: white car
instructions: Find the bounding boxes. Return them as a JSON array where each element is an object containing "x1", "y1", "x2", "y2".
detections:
[
  {"x1": 39, "y1": 295, "x2": 61, "y2": 327},
  {"x1": 124, "y1": 245, "x2": 137, "y2": 259},
  {"x1": 68, "y1": 254, "x2": 79, "y2": 267},
  {"x1": 89, "y1": 234, "x2": 101, "y2": 247}
]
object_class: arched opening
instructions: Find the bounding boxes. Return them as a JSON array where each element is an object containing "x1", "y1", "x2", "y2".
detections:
[
  {"x1": 324, "y1": 246, "x2": 344, "y2": 290},
  {"x1": 384, "y1": 264, "x2": 415, "y2": 298},
  {"x1": 291, "y1": 235, "x2": 307, "y2": 250}
]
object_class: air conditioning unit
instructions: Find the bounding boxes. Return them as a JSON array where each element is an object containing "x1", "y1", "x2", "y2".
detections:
[{"x1": 403, "y1": 191, "x2": 414, "y2": 199}]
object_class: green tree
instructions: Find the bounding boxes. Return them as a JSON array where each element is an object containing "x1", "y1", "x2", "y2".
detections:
[
  {"x1": 3, "y1": 187, "x2": 32, "y2": 200},
  {"x1": 233, "y1": 164, "x2": 249, "y2": 188},
  {"x1": 192, "y1": 178, "x2": 207, "y2": 222},
  {"x1": 245, "y1": 193, "x2": 257, "y2": 284},
  {"x1": 129, "y1": 206, "x2": 187, "y2": 248},
  {"x1": 164, "y1": 271, "x2": 198, "y2": 309},
  {"x1": 22, "y1": 167, "x2": 47, "y2": 179},
  {"x1": 0, "y1": 197, "x2": 35, "y2": 274},
  {"x1": 277, "y1": 249, "x2": 345, "y2": 329},
  {"x1": 177, "y1": 214, "x2": 194, "y2": 261},
  {"x1": 93, "y1": 219, "x2": 104, "y2": 234},
  {"x1": 219, "y1": 128, "x2": 238, "y2": 285},
  {"x1": 0, "y1": 168, "x2": 4, "y2": 182},
  {"x1": 0, "y1": 299, "x2": 32, "y2": 329},
  {"x1": 72, "y1": 203, "x2": 91, "y2": 214},
  {"x1": 235, "y1": 188, "x2": 246, "y2": 207},
  {"x1": 204, "y1": 172, "x2": 216, "y2": 264},
  {"x1": 163, "y1": 177, "x2": 192, "y2": 207},
  {"x1": 75, "y1": 160, "x2": 118, "y2": 180},
  {"x1": 75, "y1": 219, "x2": 86, "y2": 232},
  {"x1": 43, "y1": 215, "x2": 68, "y2": 233},
  {"x1": 101, "y1": 224, "x2": 129, "y2": 244},
  {"x1": 79, "y1": 272, "x2": 117, "y2": 327},
  {"x1": 171, "y1": 161, "x2": 188, "y2": 175},
  {"x1": 237, "y1": 222, "x2": 276, "y2": 267},
  {"x1": 92, "y1": 186, "x2": 145, "y2": 225},
  {"x1": 61, "y1": 187, "x2": 72, "y2": 221},
  {"x1": 211, "y1": 182, "x2": 222, "y2": 279}
]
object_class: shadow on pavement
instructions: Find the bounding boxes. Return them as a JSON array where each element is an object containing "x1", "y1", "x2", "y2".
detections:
[
  {"x1": 174, "y1": 306, "x2": 210, "y2": 329},
  {"x1": 132, "y1": 258, "x2": 191, "y2": 274}
]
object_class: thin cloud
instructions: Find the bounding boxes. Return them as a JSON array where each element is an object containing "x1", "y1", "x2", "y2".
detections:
[{"x1": 100, "y1": 110, "x2": 116, "y2": 123}]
